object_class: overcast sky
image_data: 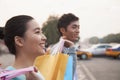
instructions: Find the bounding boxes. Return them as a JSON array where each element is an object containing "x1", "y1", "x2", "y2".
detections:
[{"x1": 0, "y1": 0, "x2": 120, "y2": 40}]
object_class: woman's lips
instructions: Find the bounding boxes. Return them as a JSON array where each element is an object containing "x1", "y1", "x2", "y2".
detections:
[
  {"x1": 39, "y1": 43, "x2": 46, "y2": 53},
  {"x1": 40, "y1": 43, "x2": 45, "y2": 48}
]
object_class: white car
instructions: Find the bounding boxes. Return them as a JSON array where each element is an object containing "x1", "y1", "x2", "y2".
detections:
[{"x1": 82, "y1": 44, "x2": 112, "y2": 56}]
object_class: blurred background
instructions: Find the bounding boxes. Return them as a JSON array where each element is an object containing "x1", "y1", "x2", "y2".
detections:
[{"x1": 0, "y1": 0, "x2": 120, "y2": 80}]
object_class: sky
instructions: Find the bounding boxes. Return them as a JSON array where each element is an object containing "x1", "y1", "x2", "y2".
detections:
[{"x1": 0, "y1": 0, "x2": 120, "y2": 41}]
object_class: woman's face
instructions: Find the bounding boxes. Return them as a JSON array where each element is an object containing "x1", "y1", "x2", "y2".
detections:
[{"x1": 22, "y1": 20, "x2": 46, "y2": 56}]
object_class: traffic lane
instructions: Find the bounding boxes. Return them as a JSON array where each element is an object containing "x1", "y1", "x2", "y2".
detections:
[{"x1": 77, "y1": 57, "x2": 120, "y2": 80}]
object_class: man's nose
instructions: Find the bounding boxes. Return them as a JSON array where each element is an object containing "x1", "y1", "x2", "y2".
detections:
[{"x1": 76, "y1": 27, "x2": 80, "y2": 33}]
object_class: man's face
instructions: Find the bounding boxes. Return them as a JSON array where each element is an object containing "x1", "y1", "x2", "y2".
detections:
[{"x1": 62, "y1": 20, "x2": 80, "y2": 42}]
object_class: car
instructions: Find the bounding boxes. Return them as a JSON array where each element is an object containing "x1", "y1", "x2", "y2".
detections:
[
  {"x1": 106, "y1": 45, "x2": 120, "y2": 59},
  {"x1": 77, "y1": 50, "x2": 92, "y2": 60},
  {"x1": 83, "y1": 44, "x2": 112, "y2": 56}
]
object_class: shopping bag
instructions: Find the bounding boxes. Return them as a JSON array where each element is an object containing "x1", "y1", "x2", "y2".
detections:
[
  {"x1": 34, "y1": 53, "x2": 69, "y2": 80},
  {"x1": 34, "y1": 38, "x2": 73, "y2": 80},
  {"x1": 64, "y1": 56, "x2": 73, "y2": 80},
  {"x1": 0, "y1": 66, "x2": 35, "y2": 80}
]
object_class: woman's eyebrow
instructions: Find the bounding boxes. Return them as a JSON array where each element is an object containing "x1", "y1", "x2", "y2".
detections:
[
  {"x1": 33, "y1": 27, "x2": 43, "y2": 33},
  {"x1": 34, "y1": 27, "x2": 40, "y2": 31}
]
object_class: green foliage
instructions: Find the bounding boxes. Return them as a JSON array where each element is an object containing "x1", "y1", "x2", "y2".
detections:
[
  {"x1": 89, "y1": 33, "x2": 120, "y2": 44},
  {"x1": 100, "y1": 33, "x2": 120, "y2": 43},
  {"x1": 89, "y1": 36, "x2": 99, "y2": 44},
  {"x1": 42, "y1": 15, "x2": 60, "y2": 46}
]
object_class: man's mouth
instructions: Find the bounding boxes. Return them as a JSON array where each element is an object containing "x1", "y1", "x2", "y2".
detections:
[{"x1": 74, "y1": 34, "x2": 79, "y2": 38}]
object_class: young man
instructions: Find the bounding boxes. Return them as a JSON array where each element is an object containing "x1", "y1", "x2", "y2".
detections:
[{"x1": 51, "y1": 13, "x2": 80, "y2": 79}]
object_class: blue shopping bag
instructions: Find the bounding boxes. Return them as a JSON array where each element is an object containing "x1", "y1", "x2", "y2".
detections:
[{"x1": 64, "y1": 56, "x2": 73, "y2": 80}]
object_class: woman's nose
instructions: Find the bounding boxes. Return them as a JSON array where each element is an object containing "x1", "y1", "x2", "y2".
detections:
[{"x1": 41, "y1": 34, "x2": 47, "y2": 41}]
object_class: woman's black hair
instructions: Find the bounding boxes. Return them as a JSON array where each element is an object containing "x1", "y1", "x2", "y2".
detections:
[
  {"x1": 4, "y1": 15, "x2": 33, "y2": 55},
  {"x1": 0, "y1": 27, "x2": 4, "y2": 39}
]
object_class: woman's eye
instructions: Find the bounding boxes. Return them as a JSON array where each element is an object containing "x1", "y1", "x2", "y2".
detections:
[{"x1": 35, "y1": 31, "x2": 40, "y2": 34}]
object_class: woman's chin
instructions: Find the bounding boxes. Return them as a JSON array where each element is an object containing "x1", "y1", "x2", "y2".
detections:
[{"x1": 41, "y1": 50, "x2": 46, "y2": 55}]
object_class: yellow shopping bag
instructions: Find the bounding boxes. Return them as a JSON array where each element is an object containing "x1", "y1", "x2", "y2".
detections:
[{"x1": 34, "y1": 53, "x2": 69, "y2": 80}]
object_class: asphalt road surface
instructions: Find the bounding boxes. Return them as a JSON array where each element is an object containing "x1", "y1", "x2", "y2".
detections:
[{"x1": 77, "y1": 57, "x2": 120, "y2": 80}]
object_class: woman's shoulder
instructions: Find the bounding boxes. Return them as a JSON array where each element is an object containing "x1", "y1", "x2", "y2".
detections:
[{"x1": 6, "y1": 66, "x2": 15, "y2": 70}]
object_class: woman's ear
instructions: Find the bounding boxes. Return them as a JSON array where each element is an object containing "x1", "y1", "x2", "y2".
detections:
[
  {"x1": 60, "y1": 28, "x2": 66, "y2": 35},
  {"x1": 14, "y1": 36, "x2": 24, "y2": 47}
]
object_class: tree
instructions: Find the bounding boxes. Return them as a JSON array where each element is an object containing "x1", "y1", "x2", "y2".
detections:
[
  {"x1": 42, "y1": 15, "x2": 60, "y2": 46},
  {"x1": 100, "y1": 33, "x2": 120, "y2": 43},
  {"x1": 115, "y1": 33, "x2": 120, "y2": 43},
  {"x1": 89, "y1": 36, "x2": 99, "y2": 44}
]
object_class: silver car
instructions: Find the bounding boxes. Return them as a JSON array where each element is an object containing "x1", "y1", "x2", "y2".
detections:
[{"x1": 84, "y1": 44, "x2": 112, "y2": 56}]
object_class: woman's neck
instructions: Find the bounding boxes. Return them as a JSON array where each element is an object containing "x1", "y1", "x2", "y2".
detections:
[{"x1": 13, "y1": 52, "x2": 35, "y2": 69}]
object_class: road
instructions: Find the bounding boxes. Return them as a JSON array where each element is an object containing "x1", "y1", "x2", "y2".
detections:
[
  {"x1": 77, "y1": 57, "x2": 120, "y2": 80},
  {"x1": 1, "y1": 54, "x2": 120, "y2": 80}
]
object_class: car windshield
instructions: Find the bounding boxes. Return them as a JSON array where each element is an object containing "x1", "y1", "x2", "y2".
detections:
[
  {"x1": 97, "y1": 46, "x2": 106, "y2": 48},
  {"x1": 91, "y1": 44, "x2": 112, "y2": 49}
]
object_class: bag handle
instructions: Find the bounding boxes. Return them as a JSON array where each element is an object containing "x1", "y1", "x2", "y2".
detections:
[
  {"x1": 58, "y1": 38, "x2": 65, "y2": 53},
  {"x1": 0, "y1": 66, "x2": 35, "y2": 80},
  {"x1": 50, "y1": 38, "x2": 65, "y2": 55}
]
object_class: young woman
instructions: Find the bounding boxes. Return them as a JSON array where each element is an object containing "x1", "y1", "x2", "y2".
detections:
[{"x1": 4, "y1": 15, "x2": 46, "y2": 80}]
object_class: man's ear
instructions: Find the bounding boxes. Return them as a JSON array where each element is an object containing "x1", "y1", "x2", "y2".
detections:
[
  {"x1": 14, "y1": 36, "x2": 24, "y2": 47},
  {"x1": 60, "y1": 28, "x2": 66, "y2": 34}
]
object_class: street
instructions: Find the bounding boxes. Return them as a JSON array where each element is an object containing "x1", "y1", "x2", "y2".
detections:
[
  {"x1": 0, "y1": 54, "x2": 120, "y2": 80},
  {"x1": 77, "y1": 57, "x2": 120, "y2": 80}
]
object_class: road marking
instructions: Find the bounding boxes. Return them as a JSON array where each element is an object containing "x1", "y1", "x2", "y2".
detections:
[{"x1": 80, "y1": 63, "x2": 96, "y2": 80}]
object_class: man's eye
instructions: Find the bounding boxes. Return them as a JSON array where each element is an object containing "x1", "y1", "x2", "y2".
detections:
[
  {"x1": 72, "y1": 26, "x2": 76, "y2": 29},
  {"x1": 72, "y1": 25, "x2": 79, "y2": 29}
]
